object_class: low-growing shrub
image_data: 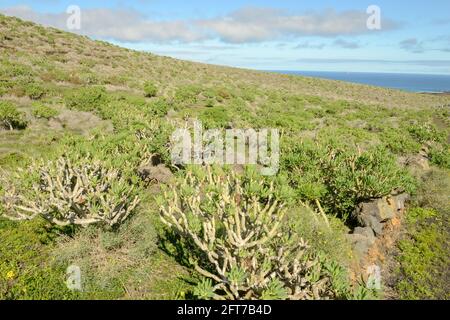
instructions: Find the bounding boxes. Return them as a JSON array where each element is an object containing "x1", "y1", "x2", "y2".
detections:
[
  {"x1": 59, "y1": 123, "x2": 172, "y2": 177},
  {"x1": 65, "y1": 86, "x2": 108, "y2": 112},
  {"x1": 0, "y1": 80, "x2": 10, "y2": 96},
  {"x1": 32, "y1": 103, "x2": 59, "y2": 119},
  {"x1": 174, "y1": 85, "x2": 202, "y2": 105},
  {"x1": 144, "y1": 81, "x2": 158, "y2": 98},
  {"x1": 148, "y1": 98, "x2": 169, "y2": 117},
  {"x1": 429, "y1": 145, "x2": 450, "y2": 169},
  {"x1": 0, "y1": 60, "x2": 34, "y2": 78},
  {"x1": 24, "y1": 83, "x2": 46, "y2": 100},
  {"x1": 199, "y1": 107, "x2": 230, "y2": 128},
  {"x1": 320, "y1": 146, "x2": 416, "y2": 220},
  {"x1": 283, "y1": 141, "x2": 416, "y2": 221},
  {"x1": 0, "y1": 101, "x2": 27, "y2": 130},
  {"x1": 408, "y1": 123, "x2": 446, "y2": 144},
  {"x1": 381, "y1": 128, "x2": 421, "y2": 155}
]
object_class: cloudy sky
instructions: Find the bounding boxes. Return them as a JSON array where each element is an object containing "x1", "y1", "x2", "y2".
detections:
[{"x1": 1, "y1": 0, "x2": 449, "y2": 74}]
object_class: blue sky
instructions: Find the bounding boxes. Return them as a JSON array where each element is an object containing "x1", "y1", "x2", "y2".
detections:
[{"x1": 1, "y1": 0, "x2": 450, "y2": 74}]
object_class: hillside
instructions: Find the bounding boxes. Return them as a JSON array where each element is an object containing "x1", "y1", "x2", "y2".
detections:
[{"x1": 0, "y1": 13, "x2": 449, "y2": 300}]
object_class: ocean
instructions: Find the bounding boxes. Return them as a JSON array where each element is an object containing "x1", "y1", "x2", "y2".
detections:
[{"x1": 273, "y1": 71, "x2": 450, "y2": 93}]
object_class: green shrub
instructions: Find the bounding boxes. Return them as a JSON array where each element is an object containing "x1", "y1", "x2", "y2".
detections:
[
  {"x1": 24, "y1": 83, "x2": 46, "y2": 100},
  {"x1": 408, "y1": 123, "x2": 446, "y2": 144},
  {"x1": 148, "y1": 98, "x2": 169, "y2": 117},
  {"x1": 429, "y1": 145, "x2": 450, "y2": 169},
  {"x1": 143, "y1": 81, "x2": 158, "y2": 97},
  {"x1": 65, "y1": 86, "x2": 108, "y2": 112},
  {"x1": 0, "y1": 60, "x2": 34, "y2": 78},
  {"x1": 174, "y1": 85, "x2": 202, "y2": 105},
  {"x1": 0, "y1": 101, "x2": 27, "y2": 130},
  {"x1": 321, "y1": 146, "x2": 416, "y2": 220},
  {"x1": 0, "y1": 80, "x2": 10, "y2": 96},
  {"x1": 58, "y1": 127, "x2": 165, "y2": 176},
  {"x1": 199, "y1": 106, "x2": 229, "y2": 128},
  {"x1": 32, "y1": 103, "x2": 59, "y2": 119},
  {"x1": 381, "y1": 129, "x2": 421, "y2": 155},
  {"x1": 283, "y1": 142, "x2": 416, "y2": 221}
]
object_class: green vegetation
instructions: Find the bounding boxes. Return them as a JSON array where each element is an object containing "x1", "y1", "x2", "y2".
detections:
[
  {"x1": 282, "y1": 142, "x2": 415, "y2": 222},
  {"x1": 32, "y1": 103, "x2": 59, "y2": 119},
  {"x1": 1, "y1": 154, "x2": 140, "y2": 227},
  {"x1": 24, "y1": 82, "x2": 46, "y2": 100},
  {"x1": 429, "y1": 145, "x2": 450, "y2": 169},
  {"x1": 159, "y1": 166, "x2": 370, "y2": 300},
  {"x1": 0, "y1": 14, "x2": 448, "y2": 300},
  {"x1": 143, "y1": 81, "x2": 158, "y2": 97},
  {"x1": 65, "y1": 86, "x2": 108, "y2": 112},
  {"x1": 0, "y1": 101, "x2": 27, "y2": 130},
  {"x1": 52, "y1": 213, "x2": 190, "y2": 299},
  {"x1": 0, "y1": 218, "x2": 76, "y2": 300},
  {"x1": 395, "y1": 208, "x2": 449, "y2": 300},
  {"x1": 394, "y1": 168, "x2": 450, "y2": 299}
]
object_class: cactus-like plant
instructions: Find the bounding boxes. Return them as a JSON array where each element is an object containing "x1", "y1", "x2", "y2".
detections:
[
  {"x1": 159, "y1": 166, "x2": 338, "y2": 300},
  {"x1": 0, "y1": 155, "x2": 140, "y2": 227}
]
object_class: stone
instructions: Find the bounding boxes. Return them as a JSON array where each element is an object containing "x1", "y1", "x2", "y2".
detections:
[
  {"x1": 389, "y1": 193, "x2": 410, "y2": 213},
  {"x1": 358, "y1": 197, "x2": 395, "y2": 222},
  {"x1": 347, "y1": 227, "x2": 376, "y2": 257},
  {"x1": 138, "y1": 156, "x2": 174, "y2": 184},
  {"x1": 355, "y1": 193, "x2": 409, "y2": 236},
  {"x1": 362, "y1": 215, "x2": 384, "y2": 236},
  {"x1": 354, "y1": 227, "x2": 376, "y2": 241},
  {"x1": 405, "y1": 154, "x2": 430, "y2": 171}
]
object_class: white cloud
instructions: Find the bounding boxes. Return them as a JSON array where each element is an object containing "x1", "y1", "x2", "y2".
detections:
[
  {"x1": 197, "y1": 7, "x2": 398, "y2": 43},
  {"x1": 0, "y1": 5, "x2": 399, "y2": 44},
  {"x1": 0, "y1": 5, "x2": 204, "y2": 43}
]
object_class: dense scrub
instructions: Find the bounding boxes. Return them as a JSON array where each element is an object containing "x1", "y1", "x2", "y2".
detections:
[
  {"x1": 0, "y1": 14, "x2": 449, "y2": 300},
  {"x1": 282, "y1": 141, "x2": 416, "y2": 222}
]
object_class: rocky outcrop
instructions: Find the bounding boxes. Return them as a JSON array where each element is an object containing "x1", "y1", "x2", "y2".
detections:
[
  {"x1": 404, "y1": 154, "x2": 430, "y2": 172},
  {"x1": 356, "y1": 193, "x2": 409, "y2": 236},
  {"x1": 400, "y1": 145, "x2": 431, "y2": 173},
  {"x1": 348, "y1": 227, "x2": 377, "y2": 257},
  {"x1": 348, "y1": 193, "x2": 410, "y2": 257}
]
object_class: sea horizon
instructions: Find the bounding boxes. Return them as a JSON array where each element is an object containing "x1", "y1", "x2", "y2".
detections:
[{"x1": 270, "y1": 70, "x2": 450, "y2": 93}]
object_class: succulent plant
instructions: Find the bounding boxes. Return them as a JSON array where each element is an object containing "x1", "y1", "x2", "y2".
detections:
[
  {"x1": 1, "y1": 154, "x2": 140, "y2": 226},
  {"x1": 159, "y1": 166, "x2": 337, "y2": 300}
]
